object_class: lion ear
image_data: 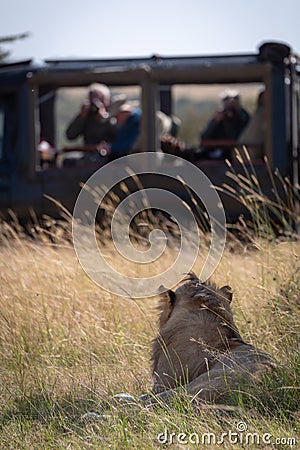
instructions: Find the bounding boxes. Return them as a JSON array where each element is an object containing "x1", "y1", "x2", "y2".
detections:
[
  {"x1": 168, "y1": 289, "x2": 176, "y2": 306},
  {"x1": 158, "y1": 286, "x2": 176, "y2": 306},
  {"x1": 220, "y1": 285, "x2": 233, "y2": 302},
  {"x1": 157, "y1": 288, "x2": 176, "y2": 328}
]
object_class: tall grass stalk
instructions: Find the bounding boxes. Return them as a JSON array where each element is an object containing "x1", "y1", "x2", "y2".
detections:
[{"x1": 220, "y1": 147, "x2": 299, "y2": 238}]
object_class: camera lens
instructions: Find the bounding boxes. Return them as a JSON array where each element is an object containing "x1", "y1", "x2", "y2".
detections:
[{"x1": 90, "y1": 98, "x2": 102, "y2": 113}]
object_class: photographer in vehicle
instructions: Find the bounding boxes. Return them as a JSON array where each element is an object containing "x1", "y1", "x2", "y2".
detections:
[
  {"x1": 66, "y1": 83, "x2": 116, "y2": 145},
  {"x1": 198, "y1": 89, "x2": 250, "y2": 160}
]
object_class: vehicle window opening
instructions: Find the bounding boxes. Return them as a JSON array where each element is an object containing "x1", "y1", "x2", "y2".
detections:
[{"x1": 171, "y1": 82, "x2": 266, "y2": 163}]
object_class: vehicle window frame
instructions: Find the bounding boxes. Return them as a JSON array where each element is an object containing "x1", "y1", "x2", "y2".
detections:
[{"x1": 0, "y1": 105, "x2": 5, "y2": 161}]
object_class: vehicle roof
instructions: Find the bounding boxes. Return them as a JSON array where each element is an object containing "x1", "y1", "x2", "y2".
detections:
[
  {"x1": 0, "y1": 51, "x2": 258, "y2": 74},
  {"x1": 0, "y1": 52, "x2": 261, "y2": 91},
  {"x1": 0, "y1": 42, "x2": 297, "y2": 88}
]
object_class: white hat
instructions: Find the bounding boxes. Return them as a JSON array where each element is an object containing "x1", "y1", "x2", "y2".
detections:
[
  {"x1": 220, "y1": 88, "x2": 240, "y2": 102},
  {"x1": 88, "y1": 83, "x2": 111, "y2": 105},
  {"x1": 109, "y1": 99, "x2": 139, "y2": 116}
]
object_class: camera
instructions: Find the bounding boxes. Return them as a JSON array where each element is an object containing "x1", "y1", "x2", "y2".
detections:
[
  {"x1": 224, "y1": 106, "x2": 236, "y2": 119},
  {"x1": 90, "y1": 98, "x2": 103, "y2": 114}
]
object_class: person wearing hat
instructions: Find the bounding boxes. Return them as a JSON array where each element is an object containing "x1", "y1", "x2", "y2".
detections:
[
  {"x1": 66, "y1": 83, "x2": 116, "y2": 145},
  {"x1": 110, "y1": 107, "x2": 183, "y2": 158},
  {"x1": 98, "y1": 102, "x2": 142, "y2": 161},
  {"x1": 199, "y1": 89, "x2": 250, "y2": 160},
  {"x1": 97, "y1": 103, "x2": 182, "y2": 160}
]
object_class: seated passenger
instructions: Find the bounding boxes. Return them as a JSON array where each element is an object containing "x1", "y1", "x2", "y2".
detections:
[
  {"x1": 238, "y1": 90, "x2": 265, "y2": 160},
  {"x1": 130, "y1": 110, "x2": 182, "y2": 154},
  {"x1": 98, "y1": 106, "x2": 182, "y2": 161},
  {"x1": 66, "y1": 83, "x2": 116, "y2": 145},
  {"x1": 97, "y1": 102, "x2": 141, "y2": 161},
  {"x1": 199, "y1": 89, "x2": 250, "y2": 160}
]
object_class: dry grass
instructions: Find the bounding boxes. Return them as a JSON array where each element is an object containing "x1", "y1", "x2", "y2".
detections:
[{"x1": 0, "y1": 219, "x2": 299, "y2": 448}]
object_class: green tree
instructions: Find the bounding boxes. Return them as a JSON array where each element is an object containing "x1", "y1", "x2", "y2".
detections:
[{"x1": 0, "y1": 32, "x2": 30, "y2": 62}]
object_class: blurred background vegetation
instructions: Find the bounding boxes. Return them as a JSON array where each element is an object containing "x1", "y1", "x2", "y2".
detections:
[{"x1": 0, "y1": 32, "x2": 29, "y2": 61}]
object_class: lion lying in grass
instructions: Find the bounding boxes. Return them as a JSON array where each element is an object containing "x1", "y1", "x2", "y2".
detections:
[
  {"x1": 114, "y1": 273, "x2": 276, "y2": 406},
  {"x1": 148, "y1": 273, "x2": 276, "y2": 404}
]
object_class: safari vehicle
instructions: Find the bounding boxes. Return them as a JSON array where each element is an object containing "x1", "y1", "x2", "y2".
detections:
[{"x1": 0, "y1": 41, "x2": 299, "y2": 221}]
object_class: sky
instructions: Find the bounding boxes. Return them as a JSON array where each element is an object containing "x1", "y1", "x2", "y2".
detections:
[{"x1": 2, "y1": 0, "x2": 300, "y2": 61}]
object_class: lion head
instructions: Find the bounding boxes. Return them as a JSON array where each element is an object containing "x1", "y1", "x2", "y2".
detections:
[{"x1": 152, "y1": 273, "x2": 243, "y2": 393}]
